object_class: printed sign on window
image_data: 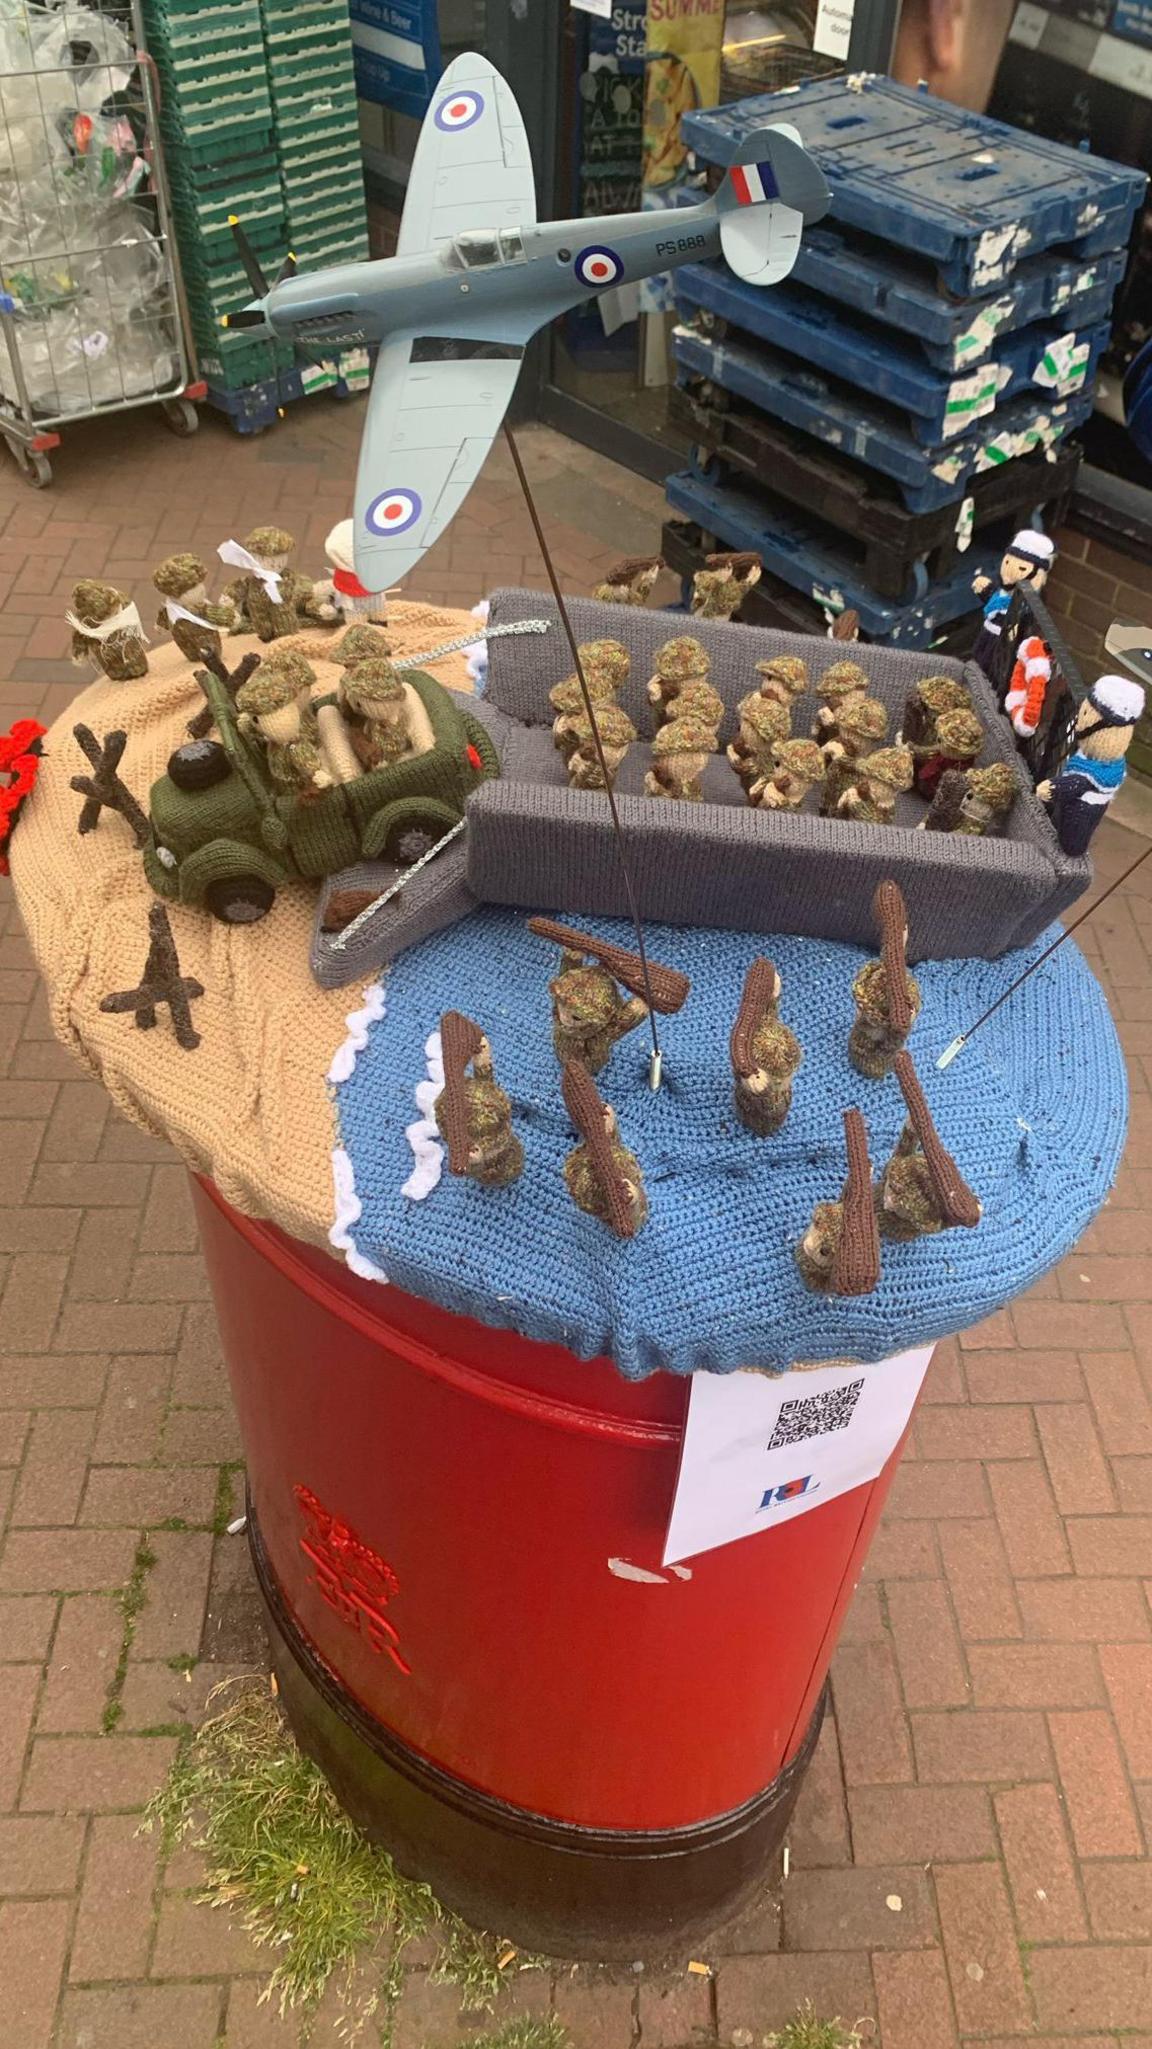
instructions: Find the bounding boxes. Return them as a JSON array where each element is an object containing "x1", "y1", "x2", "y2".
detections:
[{"x1": 663, "y1": 1346, "x2": 934, "y2": 1566}]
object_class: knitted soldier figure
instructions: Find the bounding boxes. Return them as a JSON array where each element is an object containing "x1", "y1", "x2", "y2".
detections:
[
  {"x1": 567, "y1": 704, "x2": 637, "y2": 791},
  {"x1": 550, "y1": 671, "x2": 621, "y2": 760},
  {"x1": 820, "y1": 696, "x2": 888, "y2": 815},
  {"x1": 593, "y1": 555, "x2": 663, "y2": 607},
  {"x1": 795, "y1": 1109, "x2": 881, "y2": 1296},
  {"x1": 924, "y1": 760, "x2": 1017, "y2": 836},
  {"x1": 913, "y1": 705, "x2": 985, "y2": 802},
  {"x1": 901, "y1": 673, "x2": 971, "y2": 752},
  {"x1": 691, "y1": 550, "x2": 762, "y2": 621},
  {"x1": 561, "y1": 1059, "x2": 647, "y2": 1238},
  {"x1": 219, "y1": 527, "x2": 307, "y2": 642},
  {"x1": 646, "y1": 715, "x2": 717, "y2": 801},
  {"x1": 235, "y1": 653, "x2": 329, "y2": 792},
  {"x1": 338, "y1": 660, "x2": 409, "y2": 771},
  {"x1": 727, "y1": 696, "x2": 791, "y2": 792},
  {"x1": 547, "y1": 947, "x2": 648, "y2": 1074},
  {"x1": 811, "y1": 659, "x2": 868, "y2": 744},
  {"x1": 646, "y1": 635, "x2": 711, "y2": 724},
  {"x1": 753, "y1": 654, "x2": 808, "y2": 710},
  {"x1": 730, "y1": 956, "x2": 802, "y2": 1137},
  {"x1": 434, "y1": 1011, "x2": 523, "y2": 1187},
  {"x1": 876, "y1": 1052, "x2": 982, "y2": 1242},
  {"x1": 835, "y1": 743, "x2": 915, "y2": 825},
  {"x1": 335, "y1": 622, "x2": 391, "y2": 667},
  {"x1": 308, "y1": 518, "x2": 389, "y2": 628},
  {"x1": 67, "y1": 580, "x2": 149, "y2": 681},
  {"x1": 673, "y1": 678, "x2": 725, "y2": 735},
  {"x1": 849, "y1": 882, "x2": 920, "y2": 1080},
  {"x1": 1036, "y1": 674, "x2": 1146, "y2": 856},
  {"x1": 152, "y1": 554, "x2": 238, "y2": 666},
  {"x1": 751, "y1": 736, "x2": 826, "y2": 811},
  {"x1": 972, "y1": 529, "x2": 1054, "y2": 673},
  {"x1": 579, "y1": 638, "x2": 631, "y2": 697}
]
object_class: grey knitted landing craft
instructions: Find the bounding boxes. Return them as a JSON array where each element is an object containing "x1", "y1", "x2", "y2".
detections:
[{"x1": 311, "y1": 591, "x2": 1091, "y2": 987}]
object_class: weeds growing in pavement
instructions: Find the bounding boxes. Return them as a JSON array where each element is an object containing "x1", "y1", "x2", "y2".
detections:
[
  {"x1": 468, "y1": 2022, "x2": 570, "y2": 2049},
  {"x1": 767, "y1": 2005, "x2": 867, "y2": 2049}
]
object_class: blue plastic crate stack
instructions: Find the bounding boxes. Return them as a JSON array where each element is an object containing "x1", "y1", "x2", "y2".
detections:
[
  {"x1": 669, "y1": 76, "x2": 1147, "y2": 648},
  {"x1": 140, "y1": 0, "x2": 371, "y2": 432}
]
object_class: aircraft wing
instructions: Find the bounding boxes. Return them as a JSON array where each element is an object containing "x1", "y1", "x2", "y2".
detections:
[
  {"x1": 352, "y1": 333, "x2": 523, "y2": 591},
  {"x1": 396, "y1": 51, "x2": 536, "y2": 254}
]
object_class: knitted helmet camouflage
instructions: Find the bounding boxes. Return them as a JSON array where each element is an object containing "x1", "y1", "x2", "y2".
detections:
[
  {"x1": 244, "y1": 525, "x2": 294, "y2": 560},
  {"x1": 236, "y1": 667, "x2": 305, "y2": 716},
  {"x1": 918, "y1": 675, "x2": 970, "y2": 717},
  {"x1": 71, "y1": 579, "x2": 127, "y2": 626},
  {"x1": 261, "y1": 647, "x2": 315, "y2": 693},
  {"x1": 652, "y1": 714, "x2": 716, "y2": 757},
  {"x1": 674, "y1": 679, "x2": 724, "y2": 727},
  {"x1": 837, "y1": 696, "x2": 888, "y2": 743},
  {"x1": 152, "y1": 553, "x2": 206, "y2": 598},
  {"x1": 742, "y1": 697, "x2": 791, "y2": 742},
  {"x1": 552, "y1": 963, "x2": 621, "y2": 1026},
  {"x1": 335, "y1": 622, "x2": 390, "y2": 666},
  {"x1": 884, "y1": 1155, "x2": 942, "y2": 1234},
  {"x1": 549, "y1": 671, "x2": 618, "y2": 714},
  {"x1": 653, "y1": 635, "x2": 710, "y2": 683},
  {"x1": 569, "y1": 704, "x2": 637, "y2": 749},
  {"x1": 820, "y1": 660, "x2": 868, "y2": 701},
  {"x1": 858, "y1": 744, "x2": 914, "y2": 791},
  {"x1": 749, "y1": 1016, "x2": 802, "y2": 1078},
  {"x1": 342, "y1": 658, "x2": 405, "y2": 713},
  {"x1": 774, "y1": 737, "x2": 825, "y2": 779},
  {"x1": 577, "y1": 639, "x2": 630, "y2": 689},
  {"x1": 755, "y1": 655, "x2": 808, "y2": 695},
  {"x1": 459, "y1": 1078, "x2": 512, "y2": 1141},
  {"x1": 967, "y1": 760, "x2": 1017, "y2": 806},
  {"x1": 936, "y1": 707, "x2": 984, "y2": 755}
]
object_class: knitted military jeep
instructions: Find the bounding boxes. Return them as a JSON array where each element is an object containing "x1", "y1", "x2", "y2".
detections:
[{"x1": 143, "y1": 663, "x2": 499, "y2": 924}]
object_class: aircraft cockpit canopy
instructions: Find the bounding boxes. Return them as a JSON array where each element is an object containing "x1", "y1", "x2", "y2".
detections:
[{"x1": 446, "y1": 229, "x2": 526, "y2": 269}]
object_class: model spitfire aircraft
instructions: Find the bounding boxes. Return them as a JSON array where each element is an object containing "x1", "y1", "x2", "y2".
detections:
[{"x1": 225, "y1": 52, "x2": 830, "y2": 595}]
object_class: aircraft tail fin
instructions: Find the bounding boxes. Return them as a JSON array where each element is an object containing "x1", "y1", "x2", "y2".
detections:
[{"x1": 715, "y1": 124, "x2": 830, "y2": 286}]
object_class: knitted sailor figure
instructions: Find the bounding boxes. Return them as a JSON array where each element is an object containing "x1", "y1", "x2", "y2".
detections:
[
  {"x1": 67, "y1": 580, "x2": 149, "y2": 680},
  {"x1": 1036, "y1": 675, "x2": 1146, "y2": 857},
  {"x1": 1004, "y1": 633, "x2": 1052, "y2": 739},
  {"x1": 309, "y1": 519, "x2": 390, "y2": 627},
  {"x1": 152, "y1": 554, "x2": 238, "y2": 666},
  {"x1": 972, "y1": 530, "x2": 1054, "y2": 673},
  {"x1": 219, "y1": 527, "x2": 308, "y2": 642}
]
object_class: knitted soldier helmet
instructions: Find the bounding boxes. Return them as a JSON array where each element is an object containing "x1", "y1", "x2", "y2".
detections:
[
  {"x1": 652, "y1": 714, "x2": 717, "y2": 758},
  {"x1": 577, "y1": 639, "x2": 630, "y2": 690},
  {"x1": 653, "y1": 635, "x2": 710, "y2": 683},
  {"x1": 820, "y1": 659, "x2": 868, "y2": 701},
  {"x1": 552, "y1": 964, "x2": 622, "y2": 1028},
  {"x1": 837, "y1": 696, "x2": 889, "y2": 746},
  {"x1": 774, "y1": 737, "x2": 825, "y2": 780},
  {"x1": 335, "y1": 622, "x2": 390, "y2": 666},
  {"x1": 858, "y1": 744, "x2": 915, "y2": 791},
  {"x1": 71, "y1": 579, "x2": 128, "y2": 627},
  {"x1": 743, "y1": 697, "x2": 791, "y2": 744},
  {"x1": 935, "y1": 707, "x2": 984, "y2": 756},
  {"x1": 152, "y1": 552, "x2": 207, "y2": 599},
  {"x1": 460, "y1": 1078, "x2": 513, "y2": 1142},
  {"x1": 674, "y1": 679, "x2": 725, "y2": 728},
  {"x1": 570, "y1": 704, "x2": 637, "y2": 751},
  {"x1": 244, "y1": 525, "x2": 294, "y2": 562},
  {"x1": 756, "y1": 655, "x2": 808, "y2": 698},
  {"x1": 750, "y1": 1016, "x2": 802, "y2": 1078},
  {"x1": 918, "y1": 674, "x2": 970, "y2": 718},
  {"x1": 236, "y1": 665, "x2": 305, "y2": 716},
  {"x1": 967, "y1": 760, "x2": 1018, "y2": 809},
  {"x1": 549, "y1": 670, "x2": 618, "y2": 714},
  {"x1": 342, "y1": 658, "x2": 405, "y2": 715}
]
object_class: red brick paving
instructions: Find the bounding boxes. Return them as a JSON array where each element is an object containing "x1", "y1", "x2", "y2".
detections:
[{"x1": 2, "y1": 397, "x2": 1152, "y2": 2044}]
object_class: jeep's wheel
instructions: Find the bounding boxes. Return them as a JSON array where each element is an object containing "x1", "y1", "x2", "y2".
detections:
[
  {"x1": 389, "y1": 823, "x2": 438, "y2": 864},
  {"x1": 204, "y1": 874, "x2": 276, "y2": 924},
  {"x1": 168, "y1": 739, "x2": 230, "y2": 791}
]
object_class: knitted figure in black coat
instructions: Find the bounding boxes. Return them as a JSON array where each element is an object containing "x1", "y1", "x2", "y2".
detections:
[{"x1": 1036, "y1": 675, "x2": 1145, "y2": 857}]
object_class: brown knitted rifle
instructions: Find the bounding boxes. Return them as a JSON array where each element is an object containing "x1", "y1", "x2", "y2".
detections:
[
  {"x1": 527, "y1": 917, "x2": 690, "y2": 1014},
  {"x1": 561, "y1": 1059, "x2": 638, "y2": 1240},
  {"x1": 603, "y1": 555, "x2": 662, "y2": 587},
  {"x1": 831, "y1": 609, "x2": 860, "y2": 642},
  {"x1": 706, "y1": 550, "x2": 760, "y2": 577},
  {"x1": 730, "y1": 956, "x2": 777, "y2": 1080},
  {"x1": 893, "y1": 1051, "x2": 982, "y2": 1228},
  {"x1": 874, "y1": 880, "x2": 913, "y2": 1035},
  {"x1": 832, "y1": 1108, "x2": 882, "y2": 1297},
  {"x1": 188, "y1": 649, "x2": 262, "y2": 739},
  {"x1": 438, "y1": 1010, "x2": 486, "y2": 1176}
]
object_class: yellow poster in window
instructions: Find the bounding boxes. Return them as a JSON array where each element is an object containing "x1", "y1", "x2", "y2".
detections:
[{"x1": 641, "y1": 0, "x2": 724, "y2": 194}]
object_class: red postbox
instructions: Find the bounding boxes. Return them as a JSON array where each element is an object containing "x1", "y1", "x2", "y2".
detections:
[{"x1": 194, "y1": 1177, "x2": 913, "y2": 1955}]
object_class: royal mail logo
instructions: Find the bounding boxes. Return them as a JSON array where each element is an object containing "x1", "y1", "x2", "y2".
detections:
[
  {"x1": 294, "y1": 1484, "x2": 411, "y2": 1674},
  {"x1": 759, "y1": 1475, "x2": 821, "y2": 1511}
]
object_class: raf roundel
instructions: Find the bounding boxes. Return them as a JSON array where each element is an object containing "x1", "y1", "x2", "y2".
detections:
[
  {"x1": 434, "y1": 89, "x2": 485, "y2": 132},
  {"x1": 365, "y1": 489, "x2": 423, "y2": 539},
  {"x1": 575, "y1": 245, "x2": 623, "y2": 289}
]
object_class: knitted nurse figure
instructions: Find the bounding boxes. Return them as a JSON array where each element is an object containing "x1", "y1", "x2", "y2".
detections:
[
  {"x1": 730, "y1": 956, "x2": 802, "y2": 1136},
  {"x1": 592, "y1": 555, "x2": 663, "y2": 607},
  {"x1": 435, "y1": 1011, "x2": 523, "y2": 1187},
  {"x1": 67, "y1": 580, "x2": 149, "y2": 680},
  {"x1": 218, "y1": 527, "x2": 308, "y2": 642},
  {"x1": 310, "y1": 518, "x2": 390, "y2": 628},
  {"x1": 972, "y1": 529, "x2": 1054, "y2": 673},
  {"x1": 1036, "y1": 675, "x2": 1146, "y2": 857},
  {"x1": 152, "y1": 554, "x2": 238, "y2": 666}
]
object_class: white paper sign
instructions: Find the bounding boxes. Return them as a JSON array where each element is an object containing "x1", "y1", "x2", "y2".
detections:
[
  {"x1": 814, "y1": 0, "x2": 855, "y2": 58},
  {"x1": 663, "y1": 1346, "x2": 934, "y2": 1567}
]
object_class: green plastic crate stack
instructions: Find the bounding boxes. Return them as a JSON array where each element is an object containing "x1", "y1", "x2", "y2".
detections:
[
  {"x1": 259, "y1": 0, "x2": 369, "y2": 263},
  {"x1": 142, "y1": 0, "x2": 276, "y2": 165}
]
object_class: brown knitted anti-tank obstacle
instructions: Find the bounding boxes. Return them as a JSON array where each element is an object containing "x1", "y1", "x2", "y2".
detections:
[
  {"x1": 875, "y1": 880, "x2": 914, "y2": 1035},
  {"x1": 561, "y1": 1058, "x2": 637, "y2": 1240},
  {"x1": 893, "y1": 1052, "x2": 982, "y2": 1228},
  {"x1": 527, "y1": 917, "x2": 690, "y2": 1014},
  {"x1": 832, "y1": 1108, "x2": 882, "y2": 1297},
  {"x1": 439, "y1": 1009, "x2": 487, "y2": 1176},
  {"x1": 70, "y1": 725, "x2": 151, "y2": 847},
  {"x1": 730, "y1": 956, "x2": 778, "y2": 1080},
  {"x1": 188, "y1": 649, "x2": 262, "y2": 740},
  {"x1": 99, "y1": 903, "x2": 203, "y2": 1052}
]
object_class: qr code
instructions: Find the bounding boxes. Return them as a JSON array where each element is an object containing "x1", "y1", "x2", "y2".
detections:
[{"x1": 768, "y1": 1378, "x2": 865, "y2": 1451}]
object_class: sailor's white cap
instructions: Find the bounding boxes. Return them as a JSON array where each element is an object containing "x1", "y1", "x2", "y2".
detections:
[
  {"x1": 1090, "y1": 673, "x2": 1146, "y2": 725},
  {"x1": 1008, "y1": 529, "x2": 1055, "y2": 567}
]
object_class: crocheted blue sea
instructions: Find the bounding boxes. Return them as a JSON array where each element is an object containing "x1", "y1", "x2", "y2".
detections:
[{"x1": 332, "y1": 908, "x2": 1126, "y2": 1380}]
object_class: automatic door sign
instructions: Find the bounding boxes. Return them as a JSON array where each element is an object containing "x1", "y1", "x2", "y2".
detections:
[{"x1": 662, "y1": 1347, "x2": 934, "y2": 1566}]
